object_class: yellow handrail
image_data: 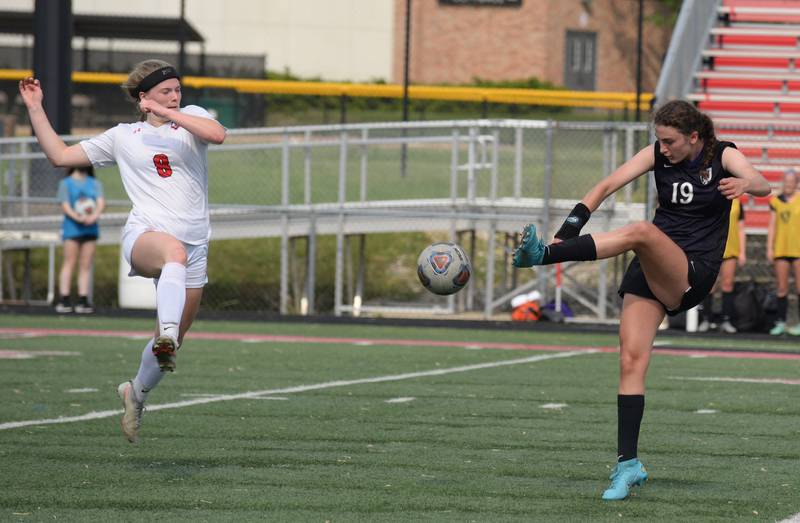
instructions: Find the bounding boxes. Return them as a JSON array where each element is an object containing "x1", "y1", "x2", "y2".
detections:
[{"x1": 2, "y1": 69, "x2": 653, "y2": 111}]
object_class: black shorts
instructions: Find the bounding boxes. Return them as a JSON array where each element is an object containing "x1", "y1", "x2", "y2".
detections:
[
  {"x1": 64, "y1": 234, "x2": 98, "y2": 243},
  {"x1": 618, "y1": 256, "x2": 720, "y2": 316},
  {"x1": 775, "y1": 257, "x2": 798, "y2": 262}
]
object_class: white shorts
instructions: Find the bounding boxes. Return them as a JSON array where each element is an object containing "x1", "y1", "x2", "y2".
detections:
[{"x1": 121, "y1": 220, "x2": 209, "y2": 288}]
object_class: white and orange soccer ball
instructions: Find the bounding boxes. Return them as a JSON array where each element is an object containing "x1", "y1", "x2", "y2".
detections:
[{"x1": 416, "y1": 242, "x2": 471, "y2": 296}]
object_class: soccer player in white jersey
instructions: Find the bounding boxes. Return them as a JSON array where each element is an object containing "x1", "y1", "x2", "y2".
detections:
[{"x1": 19, "y1": 60, "x2": 226, "y2": 443}]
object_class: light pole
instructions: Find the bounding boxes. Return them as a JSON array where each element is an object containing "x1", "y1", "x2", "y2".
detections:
[
  {"x1": 400, "y1": 0, "x2": 412, "y2": 177},
  {"x1": 635, "y1": 0, "x2": 643, "y2": 122},
  {"x1": 178, "y1": 0, "x2": 186, "y2": 73}
]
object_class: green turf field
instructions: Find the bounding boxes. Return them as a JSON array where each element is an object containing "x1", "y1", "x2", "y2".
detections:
[{"x1": 0, "y1": 314, "x2": 798, "y2": 522}]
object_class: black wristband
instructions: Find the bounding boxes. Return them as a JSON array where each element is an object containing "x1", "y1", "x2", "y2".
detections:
[{"x1": 555, "y1": 202, "x2": 591, "y2": 240}]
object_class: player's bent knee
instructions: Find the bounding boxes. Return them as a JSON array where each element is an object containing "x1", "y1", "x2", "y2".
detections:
[
  {"x1": 626, "y1": 221, "x2": 656, "y2": 246},
  {"x1": 164, "y1": 243, "x2": 188, "y2": 265}
]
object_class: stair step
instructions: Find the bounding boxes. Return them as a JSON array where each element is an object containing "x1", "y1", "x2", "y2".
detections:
[{"x1": 719, "y1": 3, "x2": 800, "y2": 24}]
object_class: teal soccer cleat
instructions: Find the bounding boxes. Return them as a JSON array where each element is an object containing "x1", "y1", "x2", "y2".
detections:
[
  {"x1": 512, "y1": 224, "x2": 546, "y2": 267},
  {"x1": 602, "y1": 458, "x2": 648, "y2": 500}
]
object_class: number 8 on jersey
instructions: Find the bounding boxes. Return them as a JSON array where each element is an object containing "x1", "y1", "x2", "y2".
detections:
[{"x1": 153, "y1": 153, "x2": 173, "y2": 178}]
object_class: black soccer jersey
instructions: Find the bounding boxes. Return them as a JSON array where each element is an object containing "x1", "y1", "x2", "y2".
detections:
[{"x1": 651, "y1": 141, "x2": 736, "y2": 262}]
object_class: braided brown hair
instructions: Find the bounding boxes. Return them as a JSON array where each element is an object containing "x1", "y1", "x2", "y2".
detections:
[{"x1": 654, "y1": 100, "x2": 717, "y2": 168}]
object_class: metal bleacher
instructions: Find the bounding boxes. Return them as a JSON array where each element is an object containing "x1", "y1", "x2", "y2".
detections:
[{"x1": 686, "y1": 0, "x2": 800, "y2": 232}]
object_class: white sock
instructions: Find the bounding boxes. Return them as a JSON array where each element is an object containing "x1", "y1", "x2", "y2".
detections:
[
  {"x1": 132, "y1": 338, "x2": 163, "y2": 403},
  {"x1": 157, "y1": 262, "x2": 186, "y2": 341}
]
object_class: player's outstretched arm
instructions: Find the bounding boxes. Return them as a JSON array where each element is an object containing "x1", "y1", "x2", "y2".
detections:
[
  {"x1": 171, "y1": 111, "x2": 226, "y2": 144},
  {"x1": 550, "y1": 144, "x2": 655, "y2": 241},
  {"x1": 19, "y1": 77, "x2": 91, "y2": 168},
  {"x1": 580, "y1": 144, "x2": 655, "y2": 212},
  {"x1": 138, "y1": 99, "x2": 226, "y2": 144}
]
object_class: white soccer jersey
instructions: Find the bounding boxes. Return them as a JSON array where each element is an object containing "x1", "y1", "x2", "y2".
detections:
[{"x1": 80, "y1": 105, "x2": 216, "y2": 244}]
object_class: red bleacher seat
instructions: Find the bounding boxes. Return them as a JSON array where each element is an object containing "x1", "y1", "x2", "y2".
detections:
[
  {"x1": 739, "y1": 193, "x2": 773, "y2": 229},
  {"x1": 739, "y1": 147, "x2": 800, "y2": 160},
  {"x1": 697, "y1": 100, "x2": 800, "y2": 113},
  {"x1": 753, "y1": 195, "x2": 774, "y2": 207},
  {"x1": 722, "y1": 0, "x2": 800, "y2": 23},
  {"x1": 699, "y1": 78, "x2": 800, "y2": 92},
  {"x1": 748, "y1": 166, "x2": 798, "y2": 183},
  {"x1": 692, "y1": 1, "x2": 800, "y2": 233},
  {"x1": 719, "y1": 129, "x2": 800, "y2": 140},
  {"x1": 745, "y1": 210, "x2": 771, "y2": 229},
  {"x1": 711, "y1": 57, "x2": 792, "y2": 69},
  {"x1": 715, "y1": 34, "x2": 797, "y2": 47}
]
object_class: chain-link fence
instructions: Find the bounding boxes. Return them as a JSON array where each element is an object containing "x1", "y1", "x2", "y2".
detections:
[{"x1": 10, "y1": 119, "x2": 774, "y2": 320}]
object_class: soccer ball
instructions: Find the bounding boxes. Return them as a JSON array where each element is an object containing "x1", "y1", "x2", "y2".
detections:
[
  {"x1": 416, "y1": 242, "x2": 471, "y2": 295},
  {"x1": 74, "y1": 197, "x2": 96, "y2": 217}
]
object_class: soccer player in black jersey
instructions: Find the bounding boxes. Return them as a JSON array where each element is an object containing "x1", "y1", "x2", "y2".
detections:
[{"x1": 513, "y1": 100, "x2": 771, "y2": 500}]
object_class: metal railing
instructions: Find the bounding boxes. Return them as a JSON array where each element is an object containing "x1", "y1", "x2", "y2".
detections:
[{"x1": 0, "y1": 119, "x2": 652, "y2": 319}]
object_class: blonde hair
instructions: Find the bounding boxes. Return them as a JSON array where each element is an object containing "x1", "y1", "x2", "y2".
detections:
[{"x1": 120, "y1": 59, "x2": 175, "y2": 119}]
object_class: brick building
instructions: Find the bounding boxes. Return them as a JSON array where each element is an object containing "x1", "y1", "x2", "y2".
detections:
[{"x1": 392, "y1": 0, "x2": 674, "y2": 91}]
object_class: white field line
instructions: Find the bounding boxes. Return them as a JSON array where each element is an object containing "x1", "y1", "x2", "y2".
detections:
[
  {"x1": 780, "y1": 513, "x2": 800, "y2": 523},
  {"x1": 540, "y1": 403, "x2": 568, "y2": 410},
  {"x1": 670, "y1": 376, "x2": 800, "y2": 386},
  {"x1": 0, "y1": 350, "x2": 593, "y2": 432},
  {"x1": 385, "y1": 397, "x2": 416, "y2": 403}
]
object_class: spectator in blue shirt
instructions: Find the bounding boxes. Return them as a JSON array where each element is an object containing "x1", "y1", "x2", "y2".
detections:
[{"x1": 55, "y1": 165, "x2": 105, "y2": 313}]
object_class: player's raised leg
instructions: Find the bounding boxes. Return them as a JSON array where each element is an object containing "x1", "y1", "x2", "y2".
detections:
[
  {"x1": 514, "y1": 221, "x2": 689, "y2": 310},
  {"x1": 131, "y1": 232, "x2": 187, "y2": 371},
  {"x1": 596, "y1": 222, "x2": 690, "y2": 311}
]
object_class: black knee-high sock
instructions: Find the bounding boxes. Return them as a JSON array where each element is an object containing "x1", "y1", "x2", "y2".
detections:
[
  {"x1": 617, "y1": 394, "x2": 645, "y2": 462},
  {"x1": 777, "y1": 295, "x2": 788, "y2": 322},
  {"x1": 721, "y1": 291, "x2": 734, "y2": 322},
  {"x1": 541, "y1": 234, "x2": 597, "y2": 265}
]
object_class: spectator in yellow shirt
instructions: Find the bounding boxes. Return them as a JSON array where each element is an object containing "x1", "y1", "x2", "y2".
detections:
[
  {"x1": 698, "y1": 197, "x2": 745, "y2": 333},
  {"x1": 767, "y1": 170, "x2": 800, "y2": 335}
]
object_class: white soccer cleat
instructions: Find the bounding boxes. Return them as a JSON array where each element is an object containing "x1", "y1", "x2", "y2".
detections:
[
  {"x1": 153, "y1": 335, "x2": 178, "y2": 372},
  {"x1": 117, "y1": 381, "x2": 144, "y2": 443}
]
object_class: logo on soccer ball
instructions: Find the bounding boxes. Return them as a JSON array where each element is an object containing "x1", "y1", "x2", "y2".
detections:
[
  {"x1": 417, "y1": 242, "x2": 471, "y2": 296},
  {"x1": 429, "y1": 252, "x2": 453, "y2": 274},
  {"x1": 452, "y1": 266, "x2": 470, "y2": 288}
]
